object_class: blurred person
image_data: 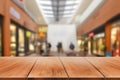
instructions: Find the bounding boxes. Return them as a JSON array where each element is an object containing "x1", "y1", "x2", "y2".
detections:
[
  {"x1": 46, "y1": 43, "x2": 52, "y2": 56},
  {"x1": 68, "y1": 42, "x2": 76, "y2": 56},
  {"x1": 57, "y1": 42, "x2": 63, "y2": 53},
  {"x1": 40, "y1": 43, "x2": 44, "y2": 55},
  {"x1": 69, "y1": 42, "x2": 75, "y2": 50}
]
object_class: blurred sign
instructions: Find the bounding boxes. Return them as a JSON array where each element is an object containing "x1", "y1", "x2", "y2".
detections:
[
  {"x1": 89, "y1": 32, "x2": 94, "y2": 37},
  {"x1": 26, "y1": 31, "x2": 31, "y2": 38},
  {"x1": 39, "y1": 32, "x2": 45, "y2": 38},
  {"x1": 18, "y1": 0, "x2": 23, "y2": 3},
  {"x1": 38, "y1": 26, "x2": 47, "y2": 32},
  {"x1": 10, "y1": 7, "x2": 20, "y2": 19}
]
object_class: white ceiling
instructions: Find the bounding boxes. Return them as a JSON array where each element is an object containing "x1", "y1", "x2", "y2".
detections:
[{"x1": 13, "y1": 0, "x2": 105, "y2": 26}]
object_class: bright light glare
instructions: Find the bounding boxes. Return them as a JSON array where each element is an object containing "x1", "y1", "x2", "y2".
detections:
[
  {"x1": 66, "y1": 0, "x2": 79, "y2": 4},
  {"x1": 64, "y1": 5, "x2": 77, "y2": 10},
  {"x1": 38, "y1": 0, "x2": 52, "y2": 5},
  {"x1": 43, "y1": 11, "x2": 53, "y2": 14},
  {"x1": 63, "y1": 14, "x2": 73, "y2": 17},
  {"x1": 41, "y1": 6, "x2": 52, "y2": 10},
  {"x1": 64, "y1": 11, "x2": 75, "y2": 14},
  {"x1": 44, "y1": 15, "x2": 54, "y2": 17}
]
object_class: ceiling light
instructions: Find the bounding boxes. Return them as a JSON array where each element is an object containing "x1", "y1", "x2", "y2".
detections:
[
  {"x1": 66, "y1": 0, "x2": 79, "y2": 5},
  {"x1": 38, "y1": 0, "x2": 52, "y2": 5},
  {"x1": 41, "y1": 6, "x2": 52, "y2": 9},
  {"x1": 63, "y1": 14, "x2": 73, "y2": 17},
  {"x1": 45, "y1": 15, "x2": 54, "y2": 17},
  {"x1": 64, "y1": 11, "x2": 75, "y2": 14},
  {"x1": 43, "y1": 11, "x2": 53, "y2": 14}
]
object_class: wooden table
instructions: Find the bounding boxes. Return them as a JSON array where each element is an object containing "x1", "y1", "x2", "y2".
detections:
[
  {"x1": 0, "y1": 57, "x2": 120, "y2": 80},
  {"x1": 60, "y1": 57, "x2": 104, "y2": 80},
  {"x1": 28, "y1": 57, "x2": 68, "y2": 80},
  {"x1": 0, "y1": 57, "x2": 37, "y2": 80},
  {"x1": 86, "y1": 57, "x2": 120, "y2": 80}
]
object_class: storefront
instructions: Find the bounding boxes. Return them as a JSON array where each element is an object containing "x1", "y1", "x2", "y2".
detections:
[
  {"x1": 25, "y1": 30, "x2": 36, "y2": 55},
  {"x1": 111, "y1": 21, "x2": 120, "y2": 57},
  {"x1": 0, "y1": 1, "x2": 37, "y2": 56},
  {"x1": 10, "y1": 23, "x2": 17, "y2": 56},
  {"x1": 79, "y1": 37, "x2": 89, "y2": 56},
  {"x1": 10, "y1": 22, "x2": 26, "y2": 56},
  {"x1": 10, "y1": 23, "x2": 36, "y2": 56},
  {"x1": 77, "y1": 38, "x2": 85, "y2": 52},
  {"x1": 18, "y1": 27, "x2": 25, "y2": 56},
  {"x1": 93, "y1": 33, "x2": 105, "y2": 56},
  {"x1": 0, "y1": 16, "x2": 3, "y2": 56}
]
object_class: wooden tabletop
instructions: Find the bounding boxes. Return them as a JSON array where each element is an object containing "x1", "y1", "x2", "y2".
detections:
[
  {"x1": 86, "y1": 57, "x2": 120, "y2": 80},
  {"x1": 0, "y1": 57, "x2": 37, "y2": 80},
  {"x1": 60, "y1": 57, "x2": 104, "y2": 80},
  {"x1": 0, "y1": 57, "x2": 120, "y2": 80},
  {"x1": 28, "y1": 57, "x2": 68, "y2": 80}
]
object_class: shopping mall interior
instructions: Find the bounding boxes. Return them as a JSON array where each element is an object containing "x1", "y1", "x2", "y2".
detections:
[
  {"x1": 1, "y1": 0, "x2": 120, "y2": 80},
  {"x1": 0, "y1": 0, "x2": 120, "y2": 57}
]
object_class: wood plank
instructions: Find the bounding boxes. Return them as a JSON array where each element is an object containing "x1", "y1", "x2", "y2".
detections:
[
  {"x1": 86, "y1": 57, "x2": 120, "y2": 80},
  {"x1": 0, "y1": 57, "x2": 37, "y2": 80},
  {"x1": 28, "y1": 57, "x2": 68, "y2": 80},
  {"x1": 60, "y1": 57, "x2": 104, "y2": 80}
]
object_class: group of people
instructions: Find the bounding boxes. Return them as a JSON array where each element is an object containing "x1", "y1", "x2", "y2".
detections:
[{"x1": 39, "y1": 42, "x2": 75, "y2": 56}]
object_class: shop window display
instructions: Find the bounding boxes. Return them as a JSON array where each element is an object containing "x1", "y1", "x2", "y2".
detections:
[
  {"x1": 77, "y1": 38, "x2": 84, "y2": 52},
  {"x1": 111, "y1": 27, "x2": 120, "y2": 56},
  {"x1": 10, "y1": 24, "x2": 17, "y2": 56},
  {"x1": 18, "y1": 28, "x2": 25, "y2": 56},
  {"x1": 29, "y1": 33, "x2": 35, "y2": 52},
  {"x1": 97, "y1": 38, "x2": 105, "y2": 56},
  {"x1": 26, "y1": 31, "x2": 35, "y2": 54},
  {"x1": 93, "y1": 33, "x2": 105, "y2": 56}
]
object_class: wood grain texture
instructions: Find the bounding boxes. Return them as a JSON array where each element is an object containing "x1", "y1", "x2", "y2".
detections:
[
  {"x1": 86, "y1": 57, "x2": 120, "y2": 80},
  {"x1": 60, "y1": 57, "x2": 104, "y2": 80},
  {"x1": 28, "y1": 57, "x2": 68, "y2": 80},
  {"x1": 0, "y1": 57, "x2": 120, "y2": 80},
  {"x1": 0, "y1": 57, "x2": 37, "y2": 80}
]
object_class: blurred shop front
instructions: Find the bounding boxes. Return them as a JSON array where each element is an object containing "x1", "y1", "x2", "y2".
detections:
[
  {"x1": 25, "y1": 30, "x2": 36, "y2": 55},
  {"x1": 10, "y1": 22, "x2": 37, "y2": 56},
  {"x1": 92, "y1": 33, "x2": 105, "y2": 56},
  {"x1": 78, "y1": 25, "x2": 106, "y2": 57},
  {"x1": 111, "y1": 20, "x2": 120, "y2": 57},
  {"x1": 0, "y1": 0, "x2": 37, "y2": 56},
  {"x1": 88, "y1": 26, "x2": 106, "y2": 56},
  {"x1": 36, "y1": 26, "x2": 47, "y2": 55}
]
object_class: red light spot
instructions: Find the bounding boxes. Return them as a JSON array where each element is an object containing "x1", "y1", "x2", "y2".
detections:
[
  {"x1": 19, "y1": 0, "x2": 23, "y2": 3},
  {"x1": 89, "y1": 32, "x2": 94, "y2": 37}
]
